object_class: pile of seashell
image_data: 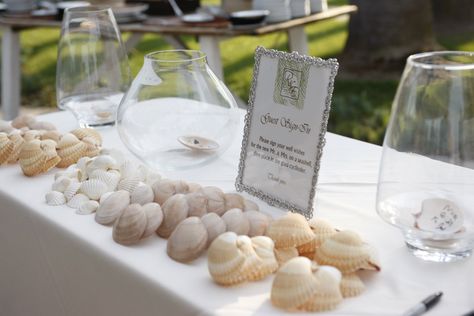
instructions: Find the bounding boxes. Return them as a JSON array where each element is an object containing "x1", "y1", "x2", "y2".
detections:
[
  {"x1": 0, "y1": 114, "x2": 102, "y2": 176},
  {"x1": 45, "y1": 150, "x2": 273, "y2": 263}
]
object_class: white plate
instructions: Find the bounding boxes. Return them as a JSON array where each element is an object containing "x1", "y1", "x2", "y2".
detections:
[{"x1": 181, "y1": 12, "x2": 214, "y2": 23}]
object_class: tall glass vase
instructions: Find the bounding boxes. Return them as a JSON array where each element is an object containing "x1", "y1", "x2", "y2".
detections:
[{"x1": 376, "y1": 51, "x2": 474, "y2": 262}]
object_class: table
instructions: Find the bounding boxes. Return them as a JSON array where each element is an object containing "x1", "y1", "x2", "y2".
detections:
[
  {"x1": 0, "y1": 5, "x2": 357, "y2": 120},
  {"x1": 0, "y1": 110, "x2": 473, "y2": 316}
]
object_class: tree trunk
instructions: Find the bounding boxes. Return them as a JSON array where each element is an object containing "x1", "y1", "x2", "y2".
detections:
[{"x1": 341, "y1": 0, "x2": 438, "y2": 75}]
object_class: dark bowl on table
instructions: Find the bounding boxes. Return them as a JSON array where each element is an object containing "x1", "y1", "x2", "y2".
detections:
[
  {"x1": 56, "y1": 1, "x2": 91, "y2": 20},
  {"x1": 229, "y1": 10, "x2": 269, "y2": 26}
]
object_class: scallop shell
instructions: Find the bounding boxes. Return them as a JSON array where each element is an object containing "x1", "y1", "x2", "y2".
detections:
[
  {"x1": 167, "y1": 216, "x2": 208, "y2": 263},
  {"x1": 82, "y1": 136, "x2": 101, "y2": 157},
  {"x1": 19, "y1": 139, "x2": 60, "y2": 176},
  {"x1": 185, "y1": 192, "x2": 208, "y2": 217},
  {"x1": 141, "y1": 202, "x2": 163, "y2": 238},
  {"x1": 313, "y1": 230, "x2": 371, "y2": 274},
  {"x1": 45, "y1": 191, "x2": 66, "y2": 206},
  {"x1": 297, "y1": 218, "x2": 336, "y2": 256},
  {"x1": 99, "y1": 191, "x2": 114, "y2": 204},
  {"x1": 41, "y1": 139, "x2": 61, "y2": 174},
  {"x1": 200, "y1": 186, "x2": 226, "y2": 216},
  {"x1": 207, "y1": 231, "x2": 247, "y2": 286},
  {"x1": 222, "y1": 208, "x2": 250, "y2": 235},
  {"x1": 152, "y1": 179, "x2": 189, "y2": 205},
  {"x1": 274, "y1": 247, "x2": 299, "y2": 267},
  {"x1": 131, "y1": 184, "x2": 155, "y2": 205},
  {"x1": 71, "y1": 128, "x2": 102, "y2": 146},
  {"x1": 86, "y1": 155, "x2": 118, "y2": 174},
  {"x1": 89, "y1": 169, "x2": 120, "y2": 192},
  {"x1": 29, "y1": 120, "x2": 56, "y2": 131},
  {"x1": 156, "y1": 193, "x2": 189, "y2": 238},
  {"x1": 299, "y1": 266, "x2": 343, "y2": 312},
  {"x1": 251, "y1": 236, "x2": 279, "y2": 278},
  {"x1": 56, "y1": 133, "x2": 88, "y2": 168},
  {"x1": 100, "y1": 148, "x2": 125, "y2": 167},
  {"x1": 12, "y1": 114, "x2": 35, "y2": 129},
  {"x1": 63, "y1": 181, "x2": 82, "y2": 201},
  {"x1": 0, "y1": 133, "x2": 13, "y2": 164},
  {"x1": 224, "y1": 193, "x2": 244, "y2": 210},
  {"x1": 95, "y1": 190, "x2": 130, "y2": 225},
  {"x1": 340, "y1": 272, "x2": 365, "y2": 298},
  {"x1": 112, "y1": 204, "x2": 147, "y2": 245},
  {"x1": 76, "y1": 200, "x2": 100, "y2": 215},
  {"x1": 80, "y1": 179, "x2": 108, "y2": 200},
  {"x1": 236, "y1": 235, "x2": 263, "y2": 281},
  {"x1": 244, "y1": 210, "x2": 270, "y2": 237},
  {"x1": 40, "y1": 130, "x2": 62, "y2": 142},
  {"x1": 23, "y1": 130, "x2": 41, "y2": 141},
  {"x1": 52, "y1": 176, "x2": 73, "y2": 193},
  {"x1": 117, "y1": 177, "x2": 141, "y2": 193},
  {"x1": 266, "y1": 213, "x2": 314, "y2": 248},
  {"x1": 7, "y1": 132, "x2": 25, "y2": 163},
  {"x1": 66, "y1": 193, "x2": 89, "y2": 209},
  {"x1": 201, "y1": 212, "x2": 226, "y2": 247},
  {"x1": 270, "y1": 256, "x2": 319, "y2": 310}
]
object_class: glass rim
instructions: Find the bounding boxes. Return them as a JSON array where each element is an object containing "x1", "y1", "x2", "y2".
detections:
[
  {"x1": 64, "y1": 5, "x2": 112, "y2": 14},
  {"x1": 145, "y1": 50, "x2": 207, "y2": 63},
  {"x1": 408, "y1": 51, "x2": 474, "y2": 70}
]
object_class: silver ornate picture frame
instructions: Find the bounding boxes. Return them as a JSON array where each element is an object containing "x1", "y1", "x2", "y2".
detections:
[{"x1": 235, "y1": 46, "x2": 339, "y2": 219}]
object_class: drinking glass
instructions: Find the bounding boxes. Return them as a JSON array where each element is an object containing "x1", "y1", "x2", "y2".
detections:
[
  {"x1": 56, "y1": 6, "x2": 131, "y2": 128},
  {"x1": 376, "y1": 51, "x2": 474, "y2": 262}
]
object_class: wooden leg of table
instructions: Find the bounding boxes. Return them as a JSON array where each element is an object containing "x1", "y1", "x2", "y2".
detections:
[
  {"x1": 1, "y1": 26, "x2": 21, "y2": 120},
  {"x1": 287, "y1": 26, "x2": 309, "y2": 55},
  {"x1": 163, "y1": 35, "x2": 188, "y2": 50},
  {"x1": 198, "y1": 36, "x2": 223, "y2": 80}
]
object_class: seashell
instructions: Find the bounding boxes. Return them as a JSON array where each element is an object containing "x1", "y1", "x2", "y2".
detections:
[
  {"x1": 224, "y1": 193, "x2": 245, "y2": 210},
  {"x1": 52, "y1": 176, "x2": 73, "y2": 193},
  {"x1": 156, "y1": 194, "x2": 189, "y2": 238},
  {"x1": 200, "y1": 186, "x2": 225, "y2": 216},
  {"x1": 66, "y1": 193, "x2": 89, "y2": 209},
  {"x1": 76, "y1": 156, "x2": 92, "y2": 173},
  {"x1": 201, "y1": 212, "x2": 226, "y2": 247},
  {"x1": 185, "y1": 192, "x2": 208, "y2": 217},
  {"x1": 131, "y1": 184, "x2": 154, "y2": 205},
  {"x1": 187, "y1": 182, "x2": 201, "y2": 193},
  {"x1": 80, "y1": 179, "x2": 108, "y2": 200},
  {"x1": 270, "y1": 256, "x2": 319, "y2": 310},
  {"x1": 117, "y1": 177, "x2": 141, "y2": 193},
  {"x1": 274, "y1": 247, "x2": 299, "y2": 266},
  {"x1": 86, "y1": 155, "x2": 118, "y2": 174},
  {"x1": 99, "y1": 191, "x2": 114, "y2": 204},
  {"x1": 297, "y1": 218, "x2": 337, "y2": 256},
  {"x1": 0, "y1": 120, "x2": 14, "y2": 133},
  {"x1": 207, "y1": 232, "x2": 247, "y2": 286},
  {"x1": 236, "y1": 235, "x2": 263, "y2": 281},
  {"x1": 23, "y1": 130, "x2": 41, "y2": 141},
  {"x1": 340, "y1": 272, "x2": 365, "y2": 298},
  {"x1": 0, "y1": 133, "x2": 13, "y2": 164},
  {"x1": 56, "y1": 133, "x2": 88, "y2": 168},
  {"x1": 100, "y1": 148, "x2": 125, "y2": 167},
  {"x1": 41, "y1": 139, "x2": 61, "y2": 173},
  {"x1": 145, "y1": 170, "x2": 162, "y2": 186},
  {"x1": 167, "y1": 216, "x2": 208, "y2": 263},
  {"x1": 266, "y1": 213, "x2": 314, "y2": 249},
  {"x1": 19, "y1": 139, "x2": 60, "y2": 176},
  {"x1": 222, "y1": 208, "x2": 250, "y2": 235},
  {"x1": 7, "y1": 132, "x2": 25, "y2": 163},
  {"x1": 244, "y1": 210, "x2": 270, "y2": 237},
  {"x1": 152, "y1": 179, "x2": 189, "y2": 205},
  {"x1": 45, "y1": 191, "x2": 66, "y2": 206},
  {"x1": 89, "y1": 169, "x2": 120, "y2": 192},
  {"x1": 119, "y1": 160, "x2": 141, "y2": 180},
  {"x1": 82, "y1": 136, "x2": 101, "y2": 157},
  {"x1": 113, "y1": 204, "x2": 147, "y2": 245},
  {"x1": 63, "y1": 181, "x2": 82, "y2": 201},
  {"x1": 40, "y1": 130, "x2": 62, "y2": 142},
  {"x1": 313, "y1": 230, "x2": 371, "y2": 274},
  {"x1": 12, "y1": 114, "x2": 35, "y2": 129},
  {"x1": 299, "y1": 266, "x2": 343, "y2": 312},
  {"x1": 76, "y1": 200, "x2": 100, "y2": 215},
  {"x1": 28, "y1": 120, "x2": 56, "y2": 131},
  {"x1": 95, "y1": 190, "x2": 130, "y2": 225},
  {"x1": 243, "y1": 199, "x2": 259, "y2": 212},
  {"x1": 71, "y1": 128, "x2": 102, "y2": 145},
  {"x1": 251, "y1": 236, "x2": 279, "y2": 278},
  {"x1": 361, "y1": 243, "x2": 381, "y2": 271},
  {"x1": 141, "y1": 202, "x2": 163, "y2": 238}
]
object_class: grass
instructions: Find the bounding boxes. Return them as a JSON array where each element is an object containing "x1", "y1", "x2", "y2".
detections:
[{"x1": 6, "y1": 1, "x2": 474, "y2": 144}]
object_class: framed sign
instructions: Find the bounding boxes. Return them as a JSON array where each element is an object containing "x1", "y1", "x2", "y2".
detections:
[{"x1": 235, "y1": 46, "x2": 338, "y2": 218}]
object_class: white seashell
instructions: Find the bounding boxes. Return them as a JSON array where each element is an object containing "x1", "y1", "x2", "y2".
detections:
[
  {"x1": 76, "y1": 156, "x2": 92, "y2": 174},
  {"x1": 131, "y1": 184, "x2": 154, "y2": 205},
  {"x1": 201, "y1": 212, "x2": 226, "y2": 247},
  {"x1": 185, "y1": 192, "x2": 208, "y2": 217},
  {"x1": 244, "y1": 210, "x2": 270, "y2": 237},
  {"x1": 76, "y1": 200, "x2": 99, "y2": 215},
  {"x1": 54, "y1": 170, "x2": 80, "y2": 181},
  {"x1": 157, "y1": 193, "x2": 189, "y2": 238},
  {"x1": 243, "y1": 199, "x2": 259, "y2": 211},
  {"x1": 95, "y1": 190, "x2": 130, "y2": 225},
  {"x1": 100, "y1": 148, "x2": 125, "y2": 167},
  {"x1": 99, "y1": 191, "x2": 114, "y2": 204},
  {"x1": 86, "y1": 155, "x2": 118, "y2": 174},
  {"x1": 417, "y1": 198, "x2": 464, "y2": 234},
  {"x1": 51, "y1": 176, "x2": 73, "y2": 193},
  {"x1": 199, "y1": 186, "x2": 225, "y2": 216},
  {"x1": 113, "y1": 204, "x2": 147, "y2": 245},
  {"x1": 63, "y1": 181, "x2": 82, "y2": 201},
  {"x1": 119, "y1": 160, "x2": 140, "y2": 180},
  {"x1": 89, "y1": 169, "x2": 120, "y2": 192},
  {"x1": 145, "y1": 170, "x2": 162, "y2": 186},
  {"x1": 45, "y1": 191, "x2": 66, "y2": 206},
  {"x1": 66, "y1": 193, "x2": 89, "y2": 209},
  {"x1": 80, "y1": 179, "x2": 108, "y2": 200},
  {"x1": 167, "y1": 216, "x2": 208, "y2": 263},
  {"x1": 141, "y1": 203, "x2": 163, "y2": 238},
  {"x1": 117, "y1": 177, "x2": 141, "y2": 193},
  {"x1": 222, "y1": 208, "x2": 250, "y2": 235}
]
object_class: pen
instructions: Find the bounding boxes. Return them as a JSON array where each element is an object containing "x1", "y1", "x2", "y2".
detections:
[{"x1": 402, "y1": 291, "x2": 443, "y2": 316}]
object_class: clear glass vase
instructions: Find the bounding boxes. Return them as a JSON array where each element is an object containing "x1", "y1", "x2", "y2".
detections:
[
  {"x1": 116, "y1": 50, "x2": 239, "y2": 172},
  {"x1": 376, "y1": 51, "x2": 474, "y2": 262}
]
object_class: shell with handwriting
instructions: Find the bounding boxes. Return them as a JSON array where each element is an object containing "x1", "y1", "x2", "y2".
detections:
[
  {"x1": 222, "y1": 208, "x2": 250, "y2": 235},
  {"x1": 270, "y1": 256, "x2": 319, "y2": 310},
  {"x1": 0, "y1": 133, "x2": 13, "y2": 165},
  {"x1": 340, "y1": 272, "x2": 365, "y2": 298},
  {"x1": 299, "y1": 266, "x2": 343, "y2": 312},
  {"x1": 95, "y1": 190, "x2": 130, "y2": 225},
  {"x1": 56, "y1": 133, "x2": 88, "y2": 168},
  {"x1": 113, "y1": 204, "x2": 147, "y2": 245},
  {"x1": 200, "y1": 186, "x2": 226, "y2": 216},
  {"x1": 141, "y1": 202, "x2": 163, "y2": 238},
  {"x1": 167, "y1": 216, "x2": 208, "y2": 263},
  {"x1": 156, "y1": 193, "x2": 189, "y2": 238},
  {"x1": 266, "y1": 213, "x2": 314, "y2": 249},
  {"x1": 201, "y1": 212, "x2": 226, "y2": 247}
]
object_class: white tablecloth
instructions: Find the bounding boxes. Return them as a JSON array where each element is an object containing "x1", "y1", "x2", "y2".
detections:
[{"x1": 0, "y1": 111, "x2": 473, "y2": 316}]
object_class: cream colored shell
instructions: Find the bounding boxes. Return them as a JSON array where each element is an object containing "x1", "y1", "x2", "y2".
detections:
[
  {"x1": 266, "y1": 213, "x2": 314, "y2": 249},
  {"x1": 222, "y1": 208, "x2": 250, "y2": 235},
  {"x1": 113, "y1": 204, "x2": 147, "y2": 245},
  {"x1": 95, "y1": 190, "x2": 130, "y2": 225},
  {"x1": 167, "y1": 216, "x2": 208, "y2": 263},
  {"x1": 299, "y1": 266, "x2": 343, "y2": 312},
  {"x1": 340, "y1": 272, "x2": 365, "y2": 298},
  {"x1": 199, "y1": 186, "x2": 225, "y2": 216},
  {"x1": 201, "y1": 212, "x2": 226, "y2": 247},
  {"x1": 156, "y1": 193, "x2": 189, "y2": 238}
]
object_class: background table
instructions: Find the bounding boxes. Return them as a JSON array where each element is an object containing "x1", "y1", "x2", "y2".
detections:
[
  {"x1": 0, "y1": 110, "x2": 473, "y2": 316},
  {"x1": 0, "y1": 5, "x2": 357, "y2": 120}
]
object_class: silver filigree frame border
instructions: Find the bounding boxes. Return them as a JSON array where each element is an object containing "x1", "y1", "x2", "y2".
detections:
[{"x1": 235, "y1": 46, "x2": 339, "y2": 219}]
